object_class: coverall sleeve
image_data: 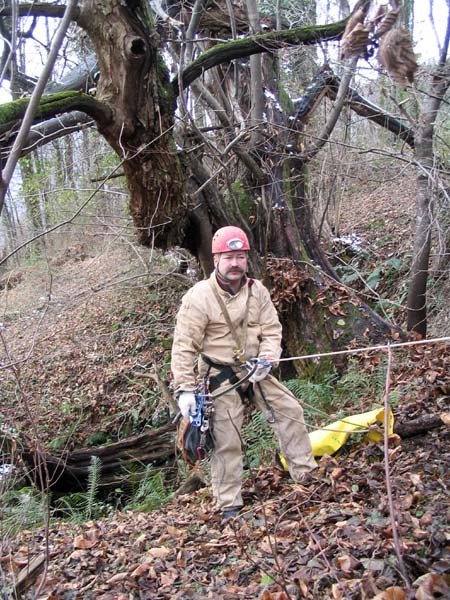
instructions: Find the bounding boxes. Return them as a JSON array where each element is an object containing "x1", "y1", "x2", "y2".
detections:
[
  {"x1": 257, "y1": 285, "x2": 283, "y2": 361},
  {"x1": 171, "y1": 289, "x2": 208, "y2": 394}
]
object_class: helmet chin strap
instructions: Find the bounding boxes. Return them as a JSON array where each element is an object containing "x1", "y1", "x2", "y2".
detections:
[{"x1": 216, "y1": 263, "x2": 231, "y2": 281}]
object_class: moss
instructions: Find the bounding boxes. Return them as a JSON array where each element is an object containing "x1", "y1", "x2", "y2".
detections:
[
  {"x1": 178, "y1": 17, "x2": 348, "y2": 91},
  {"x1": 231, "y1": 181, "x2": 252, "y2": 217},
  {"x1": 0, "y1": 97, "x2": 31, "y2": 123},
  {"x1": 0, "y1": 91, "x2": 89, "y2": 125},
  {"x1": 0, "y1": 91, "x2": 110, "y2": 128},
  {"x1": 282, "y1": 161, "x2": 293, "y2": 197},
  {"x1": 140, "y1": 1, "x2": 155, "y2": 27},
  {"x1": 279, "y1": 85, "x2": 294, "y2": 113},
  {"x1": 157, "y1": 62, "x2": 171, "y2": 98}
]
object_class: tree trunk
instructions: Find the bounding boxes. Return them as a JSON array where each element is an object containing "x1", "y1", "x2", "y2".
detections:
[
  {"x1": 406, "y1": 15, "x2": 450, "y2": 335},
  {"x1": 406, "y1": 174, "x2": 433, "y2": 337},
  {"x1": 77, "y1": 1, "x2": 186, "y2": 248}
]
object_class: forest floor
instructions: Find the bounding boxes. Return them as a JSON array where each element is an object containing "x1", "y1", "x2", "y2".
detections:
[{"x1": 1, "y1": 175, "x2": 449, "y2": 599}]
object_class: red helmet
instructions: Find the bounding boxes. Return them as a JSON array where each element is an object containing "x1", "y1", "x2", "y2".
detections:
[{"x1": 212, "y1": 226, "x2": 250, "y2": 253}]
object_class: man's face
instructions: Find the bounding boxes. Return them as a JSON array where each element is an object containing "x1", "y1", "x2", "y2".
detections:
[{"x1": 214, "y1": 251, "x2": 248, "y2": 281}]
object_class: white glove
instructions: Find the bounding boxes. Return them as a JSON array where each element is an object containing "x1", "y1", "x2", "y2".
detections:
[
  {"x1": 249, "y1": 358, "x2": 272, "y2": 384},
  {"x1": 178, "y1": 391, "x2": 197, "y2": 418}
]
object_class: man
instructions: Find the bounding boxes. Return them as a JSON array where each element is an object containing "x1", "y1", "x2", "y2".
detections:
[{"x1": 171, "y1": 226, "x2": 316, "y2": 518}]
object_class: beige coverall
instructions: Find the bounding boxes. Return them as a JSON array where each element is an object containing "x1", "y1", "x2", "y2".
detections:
[{"x1": 171, "y1": 272, "x2": 316, "y2": 510}]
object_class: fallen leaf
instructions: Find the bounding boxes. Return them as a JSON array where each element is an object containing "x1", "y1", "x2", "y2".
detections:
[
  {"x1": 131, "y1": 562, "x2": 151, "y2": 577},
  {"x1": 68, "y1": 549, "x2": 87, "y2": 561},
  {"x1": 134, "y1": 533, "x2": 147, "y2": 547},
  {"x1": 160, "y1": 568, "x2": 179, "y2": 585},
  {"x1": 371, "y1": 586, "x2": 406, "y2": 599},
  {"x1": 167, "y1": 525, "x2": 183, "y2": 537},
  {"x1": 73, "y1": 534, "x2": 97, "y2": 549},
  {"x1": 335, "y1": 554, "x2": 359, "y2": 574},
  {"x1": 147, "y1": 546, "x2": 171, "y2": 558},
  {"x1": 440, "y1": 413, "x2": 450, "y2": 426},
  {"x1": 415, "y1": 573, "x2": 449, "y2": 599},
  {"x1": 106, "y1": 572, "x2": 128, "y2": 584}
]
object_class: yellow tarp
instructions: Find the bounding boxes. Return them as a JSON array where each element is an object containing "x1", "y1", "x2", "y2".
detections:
[
  {"x1": 279, "y1": 407, "x2": 394, "y2": 468},
  {"x1": 308, "y1": 406, "x2": 394, "y2": 457}
]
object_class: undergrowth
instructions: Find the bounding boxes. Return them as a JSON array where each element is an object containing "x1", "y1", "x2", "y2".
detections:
[
  {"x1": 0, "y1": 357, "x2": 402, "y2": 527},
  {"x1": 242, "y1": 411, "x2": 277, "y2": 469},
  {"x1": 124, "y1": 464, "x2": 172, "y2": 512},
  {"x1": 284, "y1": 358, "x2": 391, "y2": 428}
]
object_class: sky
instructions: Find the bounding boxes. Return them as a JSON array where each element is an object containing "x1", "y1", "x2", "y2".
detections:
[{"x1": 413, "y1": 0, "x2": 448, "y2": 60}]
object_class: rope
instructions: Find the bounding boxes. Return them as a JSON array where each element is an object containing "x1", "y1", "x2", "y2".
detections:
[
  {"x1": 271, "y1": 335, "x2": 450, "y2": 432},
  {"x1": 276, "y1": 336, "x2": 450, "y2": 364}
]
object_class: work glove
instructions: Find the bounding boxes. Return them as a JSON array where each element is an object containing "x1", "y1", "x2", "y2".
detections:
[
  {"x1": 178, "y1": 391, "x2": 197, "y2": 419},
  {"x1": 249, "y1": 358, "x2": 272, "y2": 384}
]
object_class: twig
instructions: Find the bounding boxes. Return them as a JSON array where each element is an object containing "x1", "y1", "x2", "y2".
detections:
[{"x1": 382, "y1": 344, "x2": 412, "y2": 591}]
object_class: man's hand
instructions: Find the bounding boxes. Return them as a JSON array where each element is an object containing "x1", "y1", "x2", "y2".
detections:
[
  {"x1": 249, "y1": 358, "x2": 272, "y2": 383},
  {"x1": 178, "y1": 391, "x2": 197, "y2": 418}
]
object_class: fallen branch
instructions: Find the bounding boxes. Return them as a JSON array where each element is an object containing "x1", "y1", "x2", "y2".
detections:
[
  {"x1": 394, "y1": 413, "x2": 448, "y2": 438},
  {"x1": 17, "y1": 424, "x2": 177, "y2": 492},
  {"x1": 13, "y1": 554, "x2": 46, "y2": 598}
]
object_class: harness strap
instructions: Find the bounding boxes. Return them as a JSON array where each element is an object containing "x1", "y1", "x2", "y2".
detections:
[
  {"x1": 202, "y1": 354, "x2": 251, "y2": 402},
  {"x1": 202, "y1": 355, "x2": 240, "y2": 392},
  {"x1": 208, "y1": 278, "x2": 253, "y2": 363},
  {"x1": 201, "y1": 356, "x2": 275, "y2": 421}
]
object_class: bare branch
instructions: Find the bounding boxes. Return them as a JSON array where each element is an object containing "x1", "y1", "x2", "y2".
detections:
[
  {"x1": 0, "y1": 3, "x2": 76, "y2": 19},
  {"x1": 0, "y1": 0, "x2": 79, "y2": 214},
  {"x1": 0, "y1": 111, "x2": 94, "y2": 162},
  {"x1": 305, "y1": 58, "x2": 358, "y2": 160},
  {"x1": 327, "y1": 75, "x2": 415, "y2": 148}
]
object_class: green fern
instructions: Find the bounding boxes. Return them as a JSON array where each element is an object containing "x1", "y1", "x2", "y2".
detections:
[
  {"x1": 85, "y1": 455, "x2": 101, "y2": 519},
  {"x1": 284, "y1": 376, "x2": 337, "y2": 426},
  {"x1": 334, "y1": 359, "x2": 387, "y2": 408},
  {"x1": 53, "y1": 455, "x2": 108, "y2": 521},
  {"x1": 1, "y1": 487, "x2": 46, "y2": 536},
  {"x1": 126, "y1": 465, "x2": 172, "y2": 512},
  {"x1": 241, "y1": 411, "x2": 276, "y2": 469}
]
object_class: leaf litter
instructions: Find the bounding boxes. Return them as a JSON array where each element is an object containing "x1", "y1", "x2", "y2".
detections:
[{"x1": 4, "y1": 411, "x2": 449, "y2": 599}]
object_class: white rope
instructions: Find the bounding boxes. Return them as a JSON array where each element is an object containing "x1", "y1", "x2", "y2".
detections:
[{"x1": 277, "y1": 336, "x2": 450, "y2": 364}]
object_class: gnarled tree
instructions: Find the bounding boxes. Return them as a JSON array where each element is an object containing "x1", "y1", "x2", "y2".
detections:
[{"x1": 0, "y1": 0, "x2": 447, "y2": 364}]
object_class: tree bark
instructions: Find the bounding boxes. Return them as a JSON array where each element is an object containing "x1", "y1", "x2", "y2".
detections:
[
  {"x1": 406, "y1": 13, "x2": 450, "y2": 336},
  {"x1": 77, "y1": 0, "x2": 186, "y2": 247}
]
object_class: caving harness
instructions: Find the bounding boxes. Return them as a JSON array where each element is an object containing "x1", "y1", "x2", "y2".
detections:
[
  {"x1": 208, "y1": 278, "x2": 252, "y2": 364},
  {"x1": 181, "y1": 358, "x2": 261, "y2": 466}
]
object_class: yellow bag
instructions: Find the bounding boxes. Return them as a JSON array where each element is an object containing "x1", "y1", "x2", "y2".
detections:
[
  {"x1": 308, "y1": 406, "x2": 394, "y2": 456},
  {"x1": 278, "y1": 407, "x2": 394, "y2": 468}
]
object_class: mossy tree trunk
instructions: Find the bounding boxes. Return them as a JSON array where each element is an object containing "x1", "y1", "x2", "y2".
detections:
[{"x1": 76, "y1": 1, "x2": 186, "y2": 248}]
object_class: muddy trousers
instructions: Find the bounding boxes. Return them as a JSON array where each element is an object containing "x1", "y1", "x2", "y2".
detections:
[{"x1": 210, "y1": 375, "x2": 317, "y2": 510}]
